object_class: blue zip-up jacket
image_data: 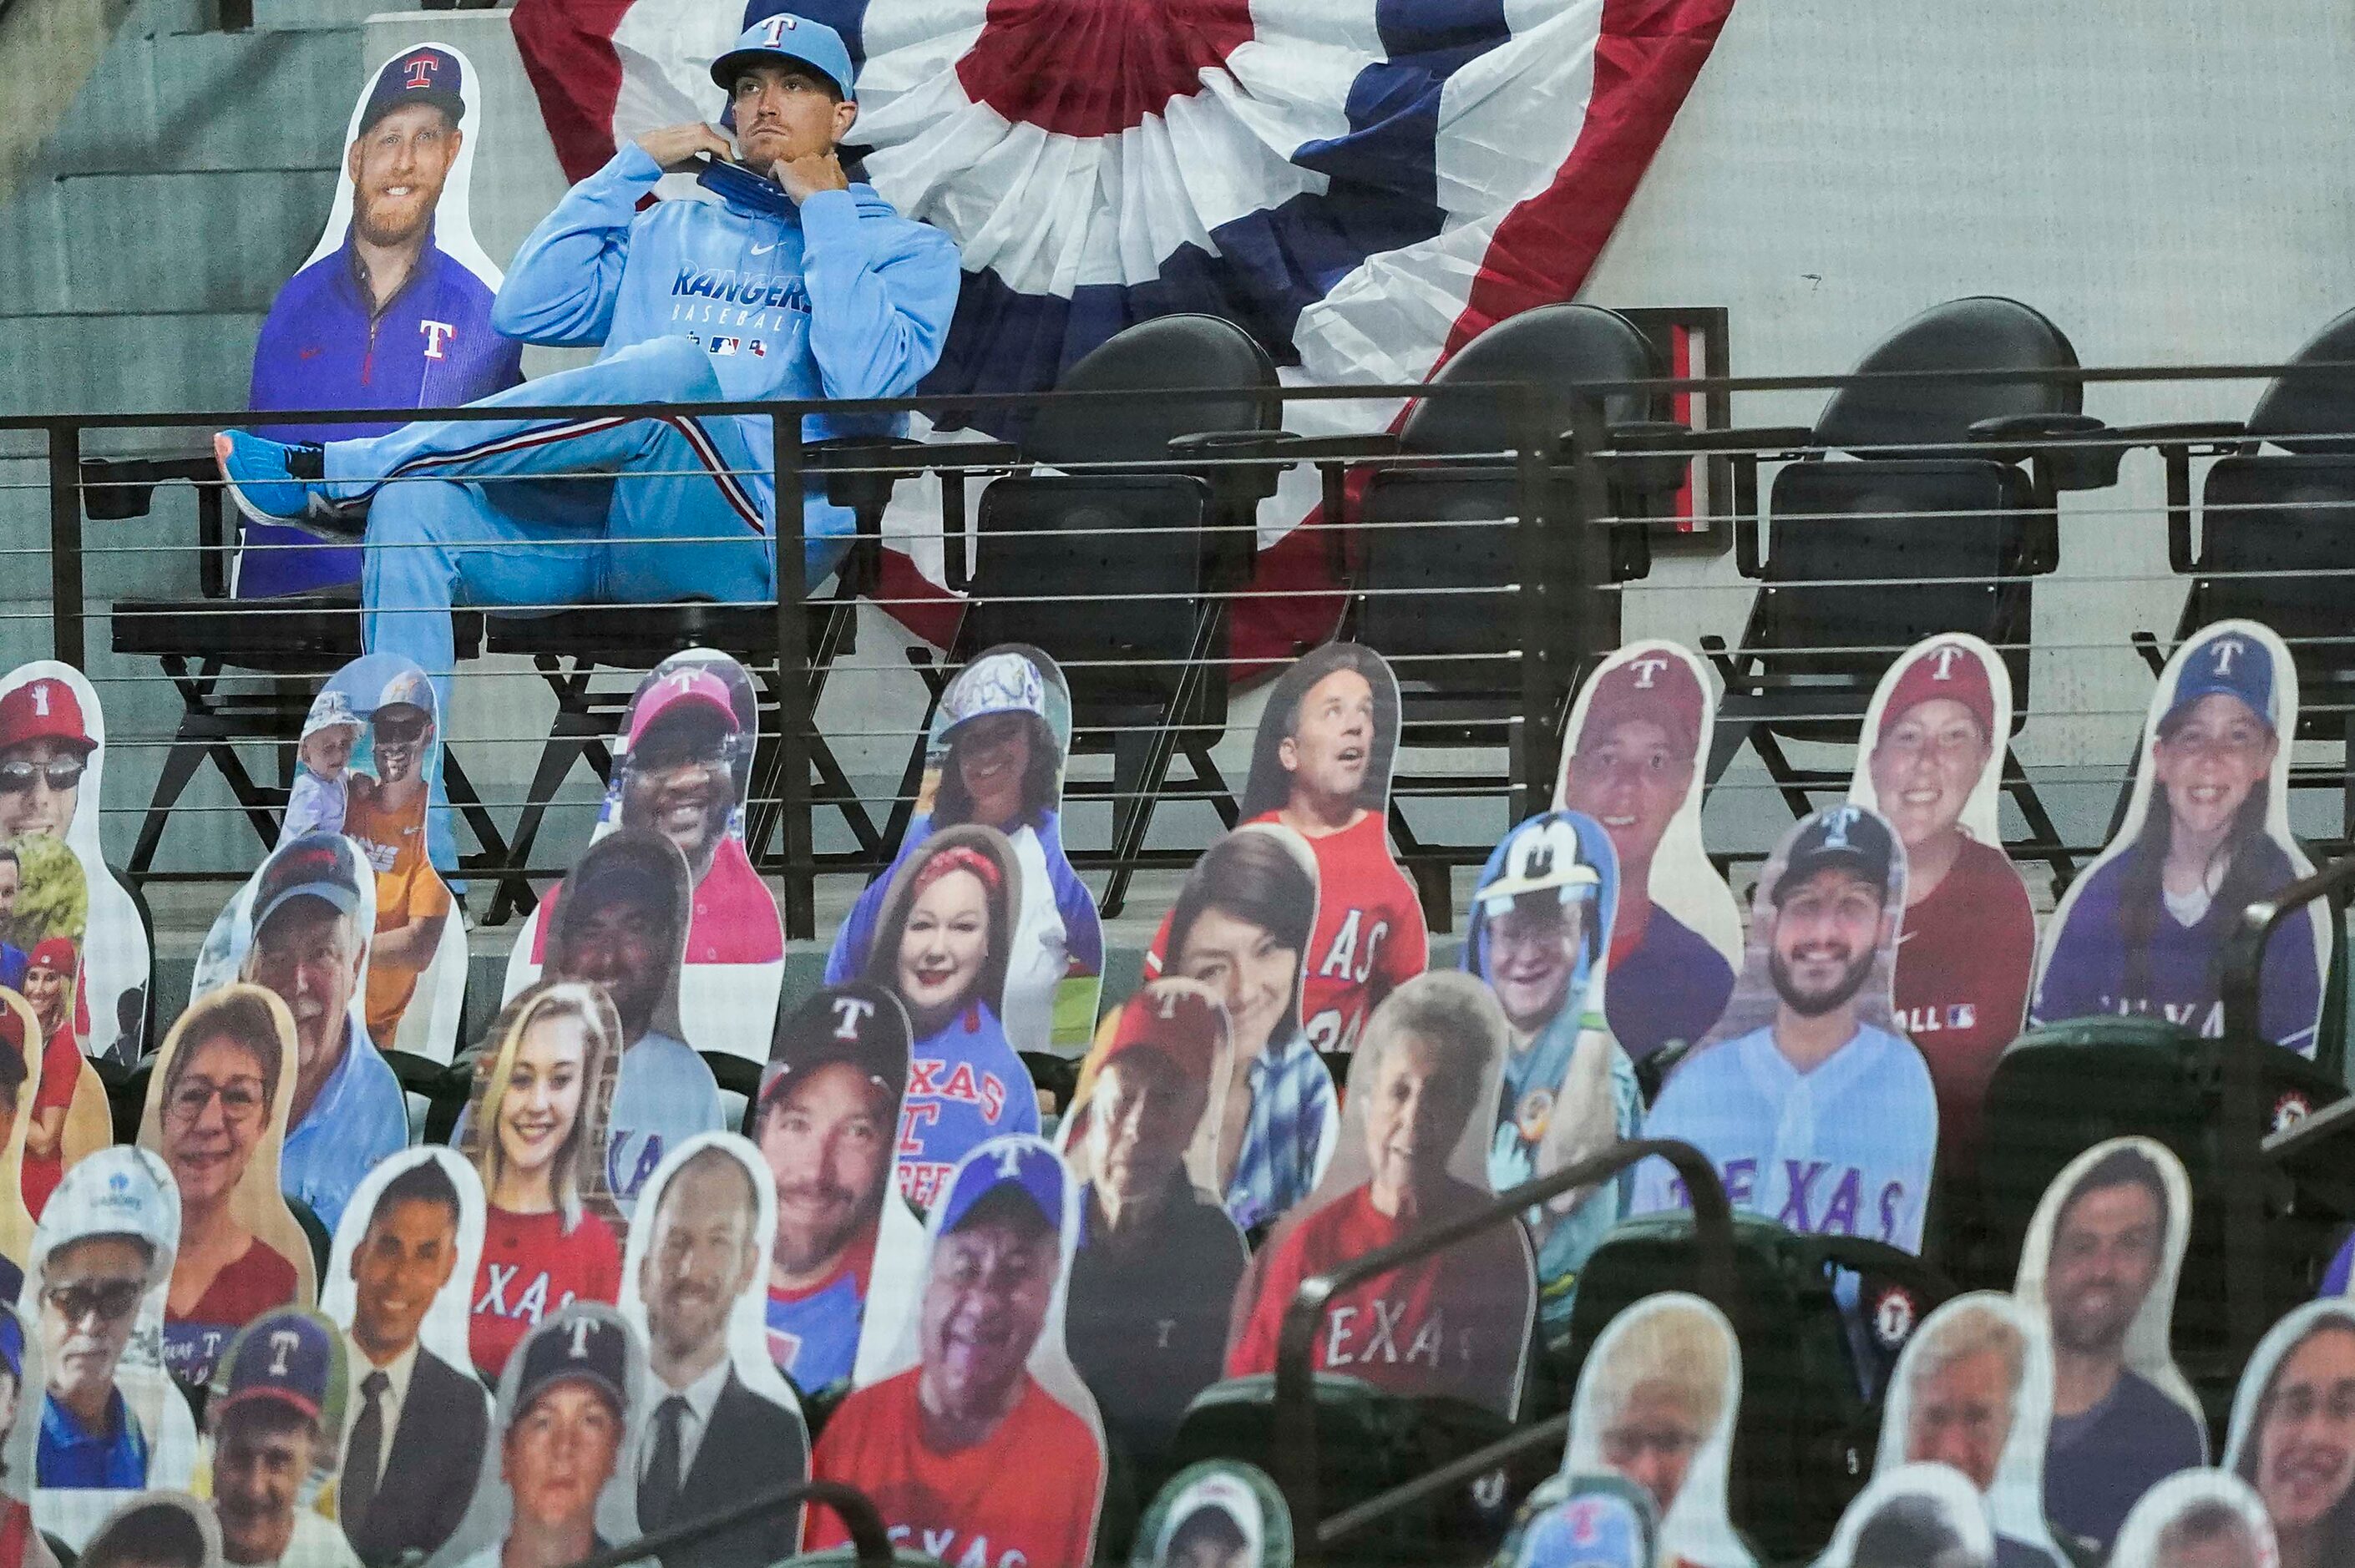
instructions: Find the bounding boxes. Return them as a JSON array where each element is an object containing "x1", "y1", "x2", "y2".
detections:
[{"x1": 491, "y1": 142, "x2": 961, "y2": 522}]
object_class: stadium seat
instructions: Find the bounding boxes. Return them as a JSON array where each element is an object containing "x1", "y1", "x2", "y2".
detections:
[
  {"x1": 2110, "y1": 306, "x2": 2355, "y2": 853},
  {"x1": 1338, "y1": 302, "x2": 1674, "y2": 924},
  {"x1": 1695, "y1": 296, "x2": 2110, "y2": 883},
  {"x1": 894, "y1": 313, "x2": 1284, "y2": 918},
  {"x1": 1565, "y1": 1211, "x2": 1957, "y2": 1562},
  {"x1": 86, "y1": 456, "x2": 510, "y2": 887}
]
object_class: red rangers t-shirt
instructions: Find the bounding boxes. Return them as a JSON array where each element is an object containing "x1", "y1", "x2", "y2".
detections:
[
  {"x1": 468, "y1": 1204, "x2": 624, "y2": 1379},
  {"x1": 1227, "y1": 1181, "x2": 1532, "y2": 1415},
  {"x1": 1145, "y1": 811, "x2": 1427, "y2": 1055},
  {"x1": 808, "y1": 1368, "x2": 1103, "y2": 1568},
  {"x1": 1889, "y1": 835, "x2": 2035, "y2": 1172},
  {"x1": 20, "y1": 1024, "x2": 83, "y2": 1218}
]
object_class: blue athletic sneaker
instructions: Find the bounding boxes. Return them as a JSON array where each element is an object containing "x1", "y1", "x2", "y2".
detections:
[{"x1": 213, "y1": 432, "x2": 364, "y2": 541}]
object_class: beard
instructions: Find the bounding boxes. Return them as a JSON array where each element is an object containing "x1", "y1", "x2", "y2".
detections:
[
  {"x1": 353, "y1": 183, "x2": 437, "y2": 250},
  {"x1": 1769, "y1": 945, "x2": 1876, "y2": 1018},
  {"x1": 773, "y1": 1186, "x2": 877, "y2": 1276}
]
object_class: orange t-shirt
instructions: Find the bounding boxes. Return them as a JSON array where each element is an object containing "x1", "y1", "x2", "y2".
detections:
[{"x1": 343, "y1": 784, "x2": 450, "y2": 1046}]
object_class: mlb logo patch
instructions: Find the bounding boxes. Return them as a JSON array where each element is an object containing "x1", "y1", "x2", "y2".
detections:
[{"x1": 712, "y1": 336, "x2": 741, "y2": 356}]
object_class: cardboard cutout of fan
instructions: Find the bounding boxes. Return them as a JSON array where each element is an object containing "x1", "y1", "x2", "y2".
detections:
[
  {"x1": 2221, "y1": 1297, "x2": 2355, "y2": 1568},
  {"x1": 1553, "y1": 642, "x2": 1742, "y2": 1063},
  {"x1": 2033, "y1": 620, "x2": 2328, "y2": 1056},
  {"x1": 828, "y1": 645, "x2": 1105, "y2": 1055},
  {"x1": 806, "y1": 1135, "x2": 1107, "y2": 1567},
  {"x1": 1225, "y1": 971, "x2": 1537, "y2": 1418},
  {"x1": 0, "y1": 664, "x2": 147, "y2": 1067},
  {"x1": 8, "y1": 843, "x2": 110, "y2": 1227},
  {"x1": 1633, "y1": 804, "x2": 1938, "y2": 1254}
]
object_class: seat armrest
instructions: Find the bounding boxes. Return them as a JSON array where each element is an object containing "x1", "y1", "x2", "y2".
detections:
[
  {"x1": 80, "y1": 453, "x2": 215, "y2": 521},
  {"x1": 1594, "y1": 419, "x2": 1692, "y2": 509},
  {"x1": 1679, "y1": 424, "x2": 1816, "y2": 456},
  {"x1": 1168, "y1": 428, "x2": 1294, "y2": 512},
  {"x1": 1969, "y1": 412, "x2": 2122, "y2": 490},
  {"x1": 2111, "y1": 420, "x2": 2249, "y2": 449}
]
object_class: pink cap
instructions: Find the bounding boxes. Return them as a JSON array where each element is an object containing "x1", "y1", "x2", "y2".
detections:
[{"x1": 627, "y1": 666, "x2": 739, "y2": 748}]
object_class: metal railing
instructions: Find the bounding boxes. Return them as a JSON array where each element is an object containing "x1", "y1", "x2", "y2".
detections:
[
  {"x1": 567, "y1": 1478, "x2": 894, "y2": 1568},
  {"x1": 1272, "y1": 1138, "x2": 1734, "y2": 1567}
]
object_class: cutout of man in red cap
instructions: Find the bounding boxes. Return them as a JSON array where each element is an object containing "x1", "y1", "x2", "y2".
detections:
[
  {"x1": 1557, "y1": 647, "x2": 1735, "y2": 1061},
  {"x1": 1856, "y1": 638, "x2": 2034, "y2": 1174},
  {"x1": 0, "y1": 677, "x2": 94, "y2": 843},
  {"x1": 614, "y1": 661, "x2": 779, "y2": 966},
  {"x1": 19, "y1": 936, "x2": 84, "y2": 1218},
  {"x1": 1063, "y1": 979, "x2": 1248, "y2": 1461}
]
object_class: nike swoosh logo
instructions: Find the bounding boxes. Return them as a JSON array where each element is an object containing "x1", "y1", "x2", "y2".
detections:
[{"x1": 751, "y1": 241, "x2": 779, "y2": 255}]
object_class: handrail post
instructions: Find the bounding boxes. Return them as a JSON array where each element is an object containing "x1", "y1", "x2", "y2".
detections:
[
  {"x1": 774, "y1": 411, "x2": 814, "y2": 941},
  {"x1": 1514, "y1": 385, "x2": 1555, "y2": 822},
  {"x1": 1277, "y1": 1138, "x2": 1734, "y2": 1566},
  {"x1": 48, "y1": 425, "x2": 85, "y2": 670}
]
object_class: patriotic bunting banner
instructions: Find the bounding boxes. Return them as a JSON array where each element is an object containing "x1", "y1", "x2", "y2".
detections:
[{"x1": 510, "y1": 0, "x2": 1735, "y2": 661}]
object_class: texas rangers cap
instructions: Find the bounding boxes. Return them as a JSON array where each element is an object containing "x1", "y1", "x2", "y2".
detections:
[
  {"x1": 1578, "y1": 650, "x2": 1703, "y2": 765},
  {"x1": 1773, "y1": 805, "x2": 1897, "y2": 904},
  {"x1": 711, "y1": 13, "x2": 857, "y2": 102},
  {"x1": 939, "y1": 650, "x2": 1048, "y2": 737},
  {"x1": 937, "y1": 1136, "x2": 1065, "y2": 1239},
  {"x1": 1512, "y1": 1479, "x2": 1654, "y2": 1568},
  {"x1": 512, "y1": 1308, "x2": 631, "y2": 1424},
  {"x1": 359, "y1": 45, "x2": 465, "y2": 137},
  {"x1": 1880, "y1": 641, "x2": 1995, "y2": 741},
  {"x1": 26, "y1": 937, "x2": 76, "y2": 979},
  {"x1": 252, "y1": 833, "x2": 365, "y2": 935},
  {"x1": 1479, "y1": 814, "x2": 1603, "y2": 922},
  {"x1": 216, "y1": 1309, "x2": 336, "y2": 1424},
  {"x1": 299, "y1": 687, "x2": 363, "y2": 742},
  {"x1": 1098, "y1": 979, "x2": 1224, "y2": 1090},
  {"x1": 2166, "y1": 627, "x2": 2278, "y2": 731},
  {"x1": 0, "y1": 677, "x2": 94, "y2": 756},
  {"x1": 762, "y1": 982, "x2": 910, "y2": 1110},
  {"x1": 627, "y1": 665, "x2": 742, "y2": 749}
]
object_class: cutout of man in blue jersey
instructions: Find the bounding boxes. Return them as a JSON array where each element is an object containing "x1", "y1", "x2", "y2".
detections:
[{"x1": 215, "y1": 13, "x2": 960, "y2": 725}]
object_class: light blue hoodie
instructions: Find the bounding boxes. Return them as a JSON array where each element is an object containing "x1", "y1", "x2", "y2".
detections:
[{"x1": 492, "y1": 142, "x2": 962, "y2": 526}]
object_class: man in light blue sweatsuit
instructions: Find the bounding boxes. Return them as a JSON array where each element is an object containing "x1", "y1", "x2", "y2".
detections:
[{"x1": 214, "y1": 14, "x2": 961, "y2": 726}]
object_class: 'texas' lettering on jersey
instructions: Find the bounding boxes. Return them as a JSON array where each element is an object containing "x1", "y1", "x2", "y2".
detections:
[
  {"x1": 1321, "y1": 1297, "x2": 1475, "y2": 1374},
  {"x1": 668, "y1": 266, "x2": 813, "y2": 332},
  {"x1": 1304, "y1": 908, "x2": 1390, "y2": 1053},
  {"x1": 474, "y1": 1263, "x2": 579, "y2": 1328},
  {"x1": 901, "y1": 1060, "x2": 1010, "y2": 1125},
  {"x1": 885, "y1": 1525, "x2": 1032, "y2": 1568},
  {"x1": 1664, "y1": 1157, "x2": 1910, "y2": 1244}
]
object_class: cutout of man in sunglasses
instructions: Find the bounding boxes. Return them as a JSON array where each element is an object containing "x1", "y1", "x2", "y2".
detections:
[
  {"x1": 33, "y1": 1154, "x2": 176, "y2": 1489},
  {"x1": 0, "y1": 678, "x2": 92, "y2": 845},
  {"x1": 339, "y1": 668, "x2": 450, "y2": 1049}
]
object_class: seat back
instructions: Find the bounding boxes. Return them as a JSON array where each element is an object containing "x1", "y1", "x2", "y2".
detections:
[
  {"x1": 1398, "y1": 303, "x2": 1661, "y2": 458},
  {"x1": 965, "y1": 475, "x2": 1223, "y2": 712},
  {"x1": 1026, "y1": 315, "x2": 1279, "y2": 469},
  {"x1": 2193, "y1": 456, "x2": 2355, "y2": 701},
  {"x1": 1748, "y1": 460, "x2": 2038, "y2": 707},
  {"x1": 1355, "y1": 469, "x2": 1524, "y2": 701},
  {"x1": 1813, "y1": 296, "x2": 2079, "y2": 458},
  {"x1": 2246, "y1": 306, "x2": 2355, "y2": 456},
  {"x1": 1974, "y1": 1017, "x2": 2347, "y2": 1428}
]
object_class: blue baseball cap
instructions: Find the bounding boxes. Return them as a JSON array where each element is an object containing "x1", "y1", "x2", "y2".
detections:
[
  {"x1": 2167, "y1": 628, "x2": 2277, "y2": 731},
  {"x1": 218, "y1": 1310, "x2": 335, "y2": 1424},
  {"x1": 1775, "y1": 803, "x2": 1897, "y2": 904},
  {"x1": 513, "y1": 1308, "x2": 631, "y2": 1424},
  {"x1": 0, "y1": 1308, "x2": 23, "y2": 1383},
  {"x1": 253, "y1": 832, "x2": 365, "y2": 936},
  {"x1": 711, "y1": 13, "x2": 855, "y2": 102},
  {"x1": 938, "y1": 1137, "x2": 1064, "y2": 1239},
  {"x1": 360, "y1": 45, "x2": 465, "y2": 136}
]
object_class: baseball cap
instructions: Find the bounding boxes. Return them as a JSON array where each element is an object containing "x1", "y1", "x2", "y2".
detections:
[
  {"x1": 372, "y1": 665, "x2": 433, "y2": 719},
  {"x1": 511, "y1": 1308, "x2": 631, "y2": 1424},
  {"x1": 215, "y1": 1310, "x2": 335, "y2": 1424},
  {"x1": 299, "y1": 688, "x2": 363, "y2": 743},
  {"x1": 627, "y1": 665, "x2": 741, "y2": 750},
  {"x1": 26, "y1": 937, "x2": 76, "y2": 978},
  {"x1": 1097, "y1": 979, "x2": 1224, "y2": 1089},
  {"x1": 561, "y1": 830, "x2": 688, "y2": 925},
  {"x1": 359, "y1": 45, "x2": 465, "y2": 138},
  {"x1": 0, "y1": 1308, "x2": 23, "y2": 1383},
  {"x1": 41, "y1": 1146, "x2": 174, "y2": 1278},
  {"x1": 939, "y1": 650, "x2": 1048, "y2": 736},
  {"x1": 762, "y1": 982, "x2": 910, "y2": 1110},
  {"x1": 1880, "y1": 642, "x2": 1995, "y2": 741},
  {"x1": 252, "y1": 833, "x2": 365, "y2": 935},
  {"x1": 936, "y1": 1136, "x2": 1066, "y2": 1240},
  {"x1": 1773, "y1": 805, "x2": 1897, "y2": 904},
  {"x1": 1512, "y1": 1479, "x2": 1654, "y2": 1568},
  {"x1": 0, "y1": 677, "x2": 94, "y2": 756},
  {"x1": 1577, "y1": 650, "x2": 1704, "y2": 765},
  {"x1": 711, "y1": 13, "x2": 856, "y2": 102},
  {"x1": 1479, "y1": 814, "x2": 1603, "y2": 922},
  {"x1": 2166, "y1": 627, "x2": 2277, "y2": 731}
]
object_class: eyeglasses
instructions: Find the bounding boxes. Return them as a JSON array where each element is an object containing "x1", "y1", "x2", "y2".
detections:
[
  {"x1": 43, "y1": 1277, "x2": 142, "y2": 1324},
  {"x1": 165, "y1": 1078, "x2": 268, "y2": 1126},
  {"x1": 0, "y1": 757, "x2": 84, "y2": 795},
  {"x1": 372, "y1": 715, "x2": 428, "y2": 745}
]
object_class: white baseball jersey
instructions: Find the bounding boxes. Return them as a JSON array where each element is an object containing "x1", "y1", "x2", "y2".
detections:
[{"x1": 1630, "y1": 1022, "x2": 1938, "y2": 1253}]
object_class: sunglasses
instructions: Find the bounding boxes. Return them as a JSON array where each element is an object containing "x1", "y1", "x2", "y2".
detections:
[
  {"x1": 43, "y1": 1277, "x2": 143, "y2": 1324},
  {"x1": 0, "y1": 758, "x2": 84, "y2": 794},
  {"x1": 372, "y1": 715, "x2": 429, "y2": 745}
]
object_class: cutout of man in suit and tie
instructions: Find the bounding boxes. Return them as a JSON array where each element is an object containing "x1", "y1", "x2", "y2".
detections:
[
  {"x1": 333, "y1": 1155, "x2": 490, "y2": 1567},
  {"x1": 629, "y1": 1137, "x2": 808, "y2": 1568}
]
